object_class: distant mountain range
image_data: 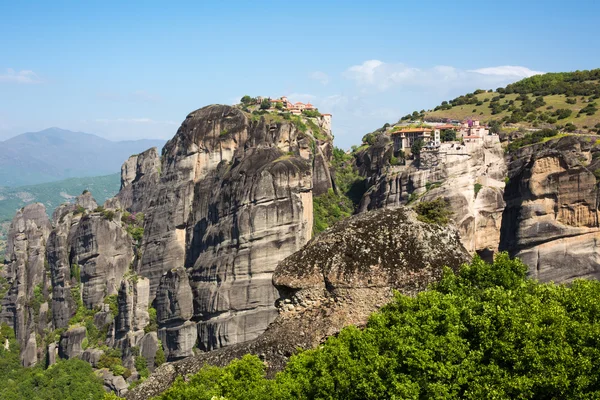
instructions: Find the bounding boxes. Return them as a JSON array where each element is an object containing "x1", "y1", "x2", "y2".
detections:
[{"x1": 0, "y1": 128, "x2": 166, "y2": 187}]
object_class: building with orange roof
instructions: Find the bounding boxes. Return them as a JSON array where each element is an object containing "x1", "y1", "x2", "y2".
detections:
[{"x1": 391, "y1": 127, "x2": 441, "y2": 154}]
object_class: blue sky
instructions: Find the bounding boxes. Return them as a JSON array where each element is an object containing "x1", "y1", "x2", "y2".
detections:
[{"x1": 1, "y1": 0, "x2": 599, "y2": 148}]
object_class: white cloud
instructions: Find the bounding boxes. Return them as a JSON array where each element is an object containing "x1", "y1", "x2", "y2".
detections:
[
  {"x1": 0, "y1": 68, "x2": 42, "y2": 84},
  {"x1": 310, "y1": 71, "x2": 330, "y2": 85},
  {"x1": 95, "y1": 118, "x2": 177, "y2": 125},
  {"x1": 343, "y1": 60, "x2": 544, "y2": 92},
  {"x1": 469, "y1": 65, "x2": 543, "y2": 78}
]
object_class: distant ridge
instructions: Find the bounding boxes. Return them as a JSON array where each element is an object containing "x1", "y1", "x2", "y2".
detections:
[{"x1": 0, "y1": 128, "x2": 166, "y2": 186}]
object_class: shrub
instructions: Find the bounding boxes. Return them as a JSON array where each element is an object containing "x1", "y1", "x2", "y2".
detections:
[
  {"x1": 414, "y1": 198, "x2": 452, "y2": 225},
  {"x1": 474, "y1": 183, "x2": 483, "y2": 197}
]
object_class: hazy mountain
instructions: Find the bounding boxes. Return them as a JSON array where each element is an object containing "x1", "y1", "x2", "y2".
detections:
[{"x1": 0, "y1": 127, "x2": 166, "y2": 186}]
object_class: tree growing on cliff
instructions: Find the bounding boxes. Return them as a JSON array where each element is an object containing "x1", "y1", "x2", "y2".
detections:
[
  {"x1": 440, "y1": 129, "x2": 457, "y2": 142},
  {"x1": 411, "y1": 138, "x2": 424, "y2": 157},
  {"x1": 240, "y1": 95, "x2": 253, "y2": 105},
  {"x1": 260, "y1": 98, "x2": 271, "y2": 110}
]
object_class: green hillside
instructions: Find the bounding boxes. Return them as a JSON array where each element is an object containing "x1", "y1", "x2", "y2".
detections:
[
  {"x1": 0, "y1": 173, "x2": 120, "y2": 259},
  {"x1": 404, "y1": 69, "x2": 600, "y2": 133}
]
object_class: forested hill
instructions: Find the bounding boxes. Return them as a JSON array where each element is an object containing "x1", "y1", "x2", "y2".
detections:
[{"x1": 411, "y1": 69, "x2": 600, "y2": 133}]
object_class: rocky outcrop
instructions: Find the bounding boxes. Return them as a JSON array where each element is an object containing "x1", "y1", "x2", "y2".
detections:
[
  {"x1": 71, "y1": 213, "x2": 134, "y2": 310},
  {"x1": 58, "y1": 326, "x2": 87, "y2": 359},
  {"x1": 139, "y1": 332, "x2": 159, "y2": 372},
  {"x1": 500, "y1": 135, "x2": 600, "y2": 282},
  {"x1": 117, "y1": 147, "x2": 161, "y2": 213},
  {"x1": 359, "y1": 134, "x2": 506, "y2": 259},
  {"x1": 155, "y1": 268, "x2": 194, "y2": 360},
  {"x1": 101, "y1": 369, "x2": 129, "y2": 397},
  {"x1": 139, "y1": 105, "x2": 331, "y2": 353},
  {"x1": 82, "y1": 348, "x2": 104, "y2": 367},
  {"x1": 0, "y1": 203, "x2": 52, "y2": 365},
  {"x1": 126, "y1": 206, "x2": 469, "y2": 400}
]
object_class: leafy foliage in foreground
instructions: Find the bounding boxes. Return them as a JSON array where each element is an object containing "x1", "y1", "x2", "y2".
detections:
[
  {"x1": 156, "y1": 253, "x2": 600, "y2": 399},
  {"x1": 0, "y1": 324, "x2": 105, "y2": 400}
]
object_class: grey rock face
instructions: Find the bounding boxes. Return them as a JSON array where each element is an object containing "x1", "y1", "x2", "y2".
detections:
[
  {"x1": 157, "y1": 320, "x2": 196, "y2": 361},
  {"x1": 76, "y1": 191, "x2": 98, "y2": 212},
  {"x1": 47, "y1": 207, "x2": 78, "y2": 329},
  {"x1": 155, "y1": 268, "x2": 193, "y2": 326},
  {"x1": 58, "y1": 326, "x2": 87, "y2": 359},
  {"x1": 155, "y1": 268, "x2": 193, "y2": 360},
  {"x1": 139, "y1": 105, "x2": 323, "y2": 352},
  {"x1": 47, "y1": 342, "x2": 58, "y2": 366},
  {"x1": 115, "y1": 276, "x2": 150, "y2": 337},
  {"x1": 139, "y1": 332, "x2": 159, "y2": 372},
  {"x1": 22, "y1": 332, "x2": 38, "y2": 367},
  {"x1": 101, "y1": 369, "x2": 129, "y2": 397},
  {"x1": 117, "y1": 147, "x2": 161, "y2": 213},
  {"x1": 82, "y1": 348, "x2": 104, "y2": 367},
  {"x1": 71, "y1": 214, "x2": 134, "y2": 310},
  {"x1": 500, "y1": 135, "x2": 600, "y2": 282},
  {"x1": 0, "y1": 203, "x2": 51, "y2": 365}
]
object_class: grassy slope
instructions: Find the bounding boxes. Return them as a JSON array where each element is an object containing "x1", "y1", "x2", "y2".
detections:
[
  {"x1": 426, "y1": 91, "x2": 600, "y2": 130},
  {"x1": 0, "y1": 173, "x2": 120, "y2": 259}
]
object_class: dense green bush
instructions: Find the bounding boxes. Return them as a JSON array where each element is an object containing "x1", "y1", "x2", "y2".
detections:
[
  {"x1": 0, "y1": 336, "x2": 104, "y2": 400},
  {"x1": 156, "y1": 253, "x2": 600, "y2": 399},
  {"x1": 414, "y1": 198, "x2": 452, "y2": 225}
]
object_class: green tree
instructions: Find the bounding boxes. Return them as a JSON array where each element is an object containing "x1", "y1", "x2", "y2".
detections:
[
  {"x1": 260, "y1": 98, "x2": 271, "y2": 110},
  {"x1": 411, "y1": 138, "x2": 424, "y2": 157},
  {"x1": 414, "y1": 198, "x2": 452, "y2": 225},
  {"x1": 240, "y1": 95, "x2": 253, "y2": 105},
  {"x1": 440, "y1": 129, "x2": 457, "y2": 142}
]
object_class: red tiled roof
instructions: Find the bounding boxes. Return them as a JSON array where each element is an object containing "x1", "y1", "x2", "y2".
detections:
[
  {"x1": 464, "y1": 135, "x2": 482, "y2": 139},
  {"x1": 321, "y1": 113, "x2": 332, "y2": 116}
]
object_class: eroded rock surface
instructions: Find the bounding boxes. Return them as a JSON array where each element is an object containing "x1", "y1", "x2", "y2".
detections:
[
  {"x1": 117, "y1": 147, "x2": 161, "y2": 213},
  {"x1": 127, "y1": 206, "x2": 469, "y2": 400},
  {"x1": 0, "y1": 203, "x2": 52, "y2": 365},
  {"x1": 140, "y1": 105, "x2": 331, "y2": 353},
  {"x1": 500, "y1": 135, "x2": 600, "y2": 282},
  {"x1": 359, "y1": 133, "x2": 506, "y2": 258}
]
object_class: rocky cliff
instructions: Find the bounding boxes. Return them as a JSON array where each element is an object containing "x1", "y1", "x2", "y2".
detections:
[
  {"x1": 126, "y1": 206, "x2": 470, "y2": 400},
  {"x1": 139, "y1": 105, "x2": 332, "y2": 355},
  {"x1": 358, "y1": 133, "x2": 506, "y2": 259},
  {"x1": 500, "y1": 135, "x2": 600, "y2": 282},
  {"x1": 0, "y1": 104, "x2": 335, "y2": 384}
]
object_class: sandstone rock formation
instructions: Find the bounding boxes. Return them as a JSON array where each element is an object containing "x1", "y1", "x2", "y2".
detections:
[
  {"x1": 358, "y1": 133, "x2": 506, "y2": 259},
  {"x1": 500, "y1": 135, "x2": 600, "y2": 282},
  {"x1": 1, "y1": 104, "x2": 335, "y2": 379},
  {"x1": 117, "y1": 147, "x2": 161, "y2": 213},
  {"x1": 139, "y1": 105, "x2": 332, "y2": 354},
  {"x1": 126, "y1": 206, "x2": 470, "y2": 400},
  {"x1": 0, "y1": 203, "x2": 52, "y2": 365}
]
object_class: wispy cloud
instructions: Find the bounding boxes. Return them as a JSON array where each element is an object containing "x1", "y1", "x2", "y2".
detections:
[
  {"x1": 95, "y1": 118, "x2": 177, "y2": 125},
  {"x1": 343, "y1": 60, "x2": 543, "y2": 92},
  {"x1": 468, "y1": 65, "x2": 543, "y2": 78},
  {"x1": 0, "y1": 68, "x2": 42, "y2": 84},
  {"x1": 310, "y1": 71, "x2": 330, "y2": 85}
]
